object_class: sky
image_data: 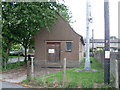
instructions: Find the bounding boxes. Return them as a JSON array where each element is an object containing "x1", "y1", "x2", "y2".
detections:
[
  {"x1": 2, "y1": 0, "x2": 119, "y2": 39},
  {"x1": 60, "y1": 0, "x2": 119, "y2": 39}
]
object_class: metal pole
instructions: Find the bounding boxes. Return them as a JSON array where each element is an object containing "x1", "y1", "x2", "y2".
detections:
[
  {"x1": 104, "y1": 0, "x2": 110, "y2": 84},
  {"x1": 92, "y1": 29, "x2": 94, "y2": 57},
  {"x1": 84, "y1": 0, "x2": 92, "y2": 70},
  {"x1": 118, "y1": 49, "x2": 120, "y2": 88},
  {"x1": 118, "y1": 2, "x2": 120, "y2": 88}
]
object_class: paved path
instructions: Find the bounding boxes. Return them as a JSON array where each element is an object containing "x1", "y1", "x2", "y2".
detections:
[
  {"x1": 0, "y1": 66, "x2": 62, "y2": 83},
  {"x1": 1, "y1": 81, "x2": 26, "y2": 88},
  {"x1": 0, "y1": 66, "x2": 27, "y2": 83}
]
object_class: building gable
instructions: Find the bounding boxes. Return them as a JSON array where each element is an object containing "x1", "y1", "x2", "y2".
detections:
[{"x1": 35, "y1": 13, "x2": 81, "y2": 41}]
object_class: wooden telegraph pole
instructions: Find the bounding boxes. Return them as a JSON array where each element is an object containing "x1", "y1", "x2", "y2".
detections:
[{"x1": 104, "y1": 0, "x2": 110, "y2": 84}]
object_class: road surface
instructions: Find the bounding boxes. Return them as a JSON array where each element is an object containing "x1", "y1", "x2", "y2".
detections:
[
  {"x1": 1, "y1": 81, "x2": 26, "y2": 88},
  {"x1": 0, "y1": 66, "x2": 27, "y2": 83},
  {"x1": 8, "y1": 57, "x2": 25, "y2": 63}
]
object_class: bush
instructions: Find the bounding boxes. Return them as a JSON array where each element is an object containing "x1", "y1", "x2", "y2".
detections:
[
  {"x1": 95, "y1": 49, "x2": 104, "y2": 52},
  {"x1": 2, "y1": 50, "x2": 9, "y2": 69},
  {"x1": 90, "y1": 48, "x2": 93, "y2": 52}
]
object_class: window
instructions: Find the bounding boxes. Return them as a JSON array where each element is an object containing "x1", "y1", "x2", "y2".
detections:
[{"x1": 66, "y1": 42, "x2": 72, "y2": 51}]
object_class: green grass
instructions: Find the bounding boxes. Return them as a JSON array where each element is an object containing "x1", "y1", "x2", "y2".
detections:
[
  {"x1": 22, "y1": 57, "x2": 114, "y2": 88},
  {"x1": 9, "y1": 56, "x2": 21, "y2": 58},
  {"x1": 0, "y1": 56, "x2": 25, "y2": 72},
  {"x1": 0, "y1": 68, "x2": 2, "y2": 72},
  {"x1": 1, "y1": 61, "x2": 26, "y2": 72}
]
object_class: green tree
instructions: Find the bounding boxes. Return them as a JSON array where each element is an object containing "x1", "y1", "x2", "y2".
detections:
[
  {"x1": 2, "y1": 2, "x2": 72, "y2": 63},
  {"x1": 110, "y1": 36, "x2": 117, "y2": 40}
]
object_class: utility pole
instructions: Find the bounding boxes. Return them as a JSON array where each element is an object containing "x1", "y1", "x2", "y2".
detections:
[
  {"x1": 118, "y1": 2, "x2": 120, "y2": 88},
  {"x1": 118, "y1": 45, "x2": 120, "y2": 88},
  {"x1": 92, "y1": 29, "x2": 94, "y2": 57},
  {"x1": 84, "y1": 0, "x2": 92, "y2": 70},
  {"x1": 104, "y1": 0, "x2": 110, "y2": 84}
]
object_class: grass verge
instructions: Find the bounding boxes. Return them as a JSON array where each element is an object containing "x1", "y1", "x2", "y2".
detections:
[
  {"x1": 22, "y1": 57, "x2": 114, "y2": 88},
  {"x1": 0, "y1": 61, "x2": 26, "y2": 72}
]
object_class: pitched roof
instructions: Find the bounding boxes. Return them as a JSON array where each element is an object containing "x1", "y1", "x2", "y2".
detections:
[
  {"x1": 56, "y1": 12, "x2": 82, "y2": 38},
  {"x1": 56, "y1": 13, "x2": 85, "y2": 45}
]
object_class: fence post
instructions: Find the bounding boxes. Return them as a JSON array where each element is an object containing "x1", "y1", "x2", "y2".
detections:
[
  {"x1": 115, "y1": 60, "x2": 119, "y2": 88},
  {"x1": 31, "y1": 57, "x2": 34, "y2": 79},
  {"x1": 63, "y1": 58, "x2": 66, "y2": 86}
]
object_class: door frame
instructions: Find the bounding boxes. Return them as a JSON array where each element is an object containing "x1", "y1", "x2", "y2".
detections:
[{"x1": 45, "y1": 41, "x2": 61, "y2": 63}]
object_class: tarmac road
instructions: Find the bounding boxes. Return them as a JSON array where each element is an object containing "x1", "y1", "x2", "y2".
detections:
[
  {"x1": 1, "y1": 81, "x2": 39, "y2": 90},
  {"x1": 8, "y1": 57, "x2": 25, "y2": 63},
  {"x1": 1, "y1": 81, "x2": 26, "y2": 88}
]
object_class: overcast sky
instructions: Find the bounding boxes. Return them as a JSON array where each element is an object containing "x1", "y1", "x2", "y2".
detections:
[
  {"x1": 2, "y1": 0, "x2": 119, "y2": 39},
  {"x1": 60, "y1": 0, "x2": 119, "y2": 39}
]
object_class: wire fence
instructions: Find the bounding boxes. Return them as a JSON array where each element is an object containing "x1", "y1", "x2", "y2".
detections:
[{"x1": 26, "y1": 57, "x2": 81, "y2": 87}]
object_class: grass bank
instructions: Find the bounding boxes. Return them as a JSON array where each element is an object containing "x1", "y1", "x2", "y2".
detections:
[{"x1": 22, "y1": 57, "x2": 114, "y2": 88}]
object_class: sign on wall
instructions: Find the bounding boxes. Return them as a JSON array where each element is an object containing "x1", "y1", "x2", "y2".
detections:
[{"x1": 48, "y1": 49, "x2": 55, "y2": 53}]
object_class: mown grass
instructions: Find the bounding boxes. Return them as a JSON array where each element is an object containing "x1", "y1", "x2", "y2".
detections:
[{"x1": 22, "y1": 57, "x2": 114, "y2": 88}]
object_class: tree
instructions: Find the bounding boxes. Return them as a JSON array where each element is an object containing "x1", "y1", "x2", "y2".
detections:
[
  {"x1": 52, "y1": 3, "x2": 72, "y2": 23},
  {"x1": 110, "y1": 36, "x2": 117, "y2": 40},
  {"x1": 2, "y1": 2, "x2": 72, "y2": 63}
]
